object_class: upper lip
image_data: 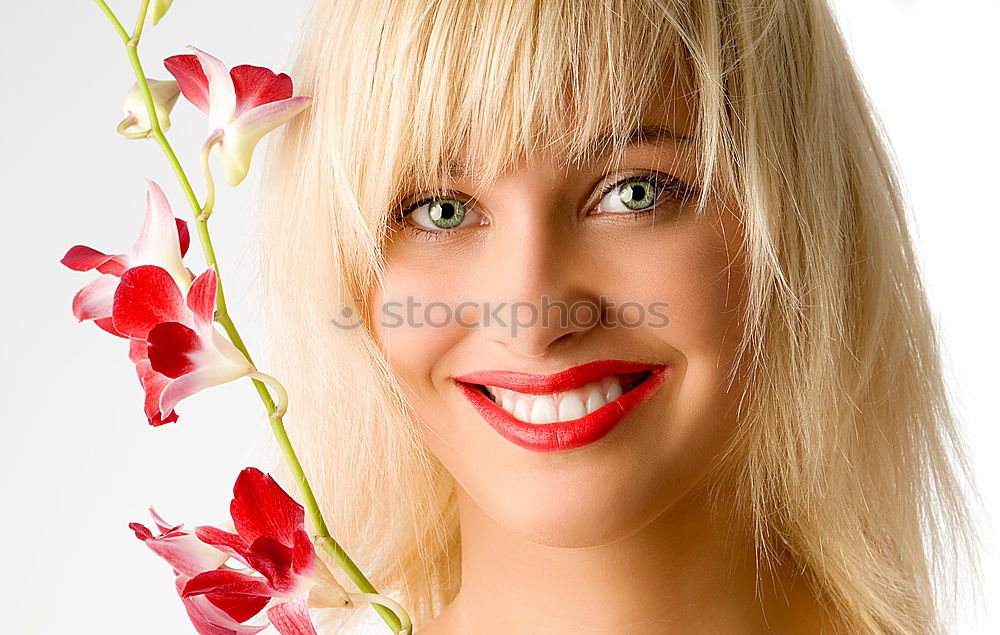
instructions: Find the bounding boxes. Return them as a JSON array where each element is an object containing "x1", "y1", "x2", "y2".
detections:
[{"x1": 451, "y1": 359, "x2": 668, "y2": 395}]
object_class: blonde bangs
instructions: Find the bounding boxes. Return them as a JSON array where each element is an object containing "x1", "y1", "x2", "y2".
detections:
[{"x1": 300, "y1": 0, "x2": 713, "y2": 236}]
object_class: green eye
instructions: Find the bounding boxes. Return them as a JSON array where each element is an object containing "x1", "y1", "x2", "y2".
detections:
[
  {"x1": 620, "y1": 180, "x2": 657, "y2": 209},
  {"x1": 599, "y1": 177, "x2": 665, "y2": 213},
  {"x1": 402, "y1": 197, "x2": 470, "y2": 231},
  {"x1": 426, "y1": 199, "x2": 465, "y2": 229}
]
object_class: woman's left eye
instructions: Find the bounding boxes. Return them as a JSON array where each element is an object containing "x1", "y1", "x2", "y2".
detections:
[
  {"x1": 393, "y1": 196, "x2": 488, "y2": 242},
  {"x1": 592, "y1": 174, "x2": 690, "y2": 216}
]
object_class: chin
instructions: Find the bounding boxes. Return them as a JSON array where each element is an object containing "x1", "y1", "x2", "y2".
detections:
[{"x1": 469, "y1": 456, "x2": 685, "y2": 548}]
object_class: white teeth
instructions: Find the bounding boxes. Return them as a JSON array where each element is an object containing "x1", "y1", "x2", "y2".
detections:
[
  {"x1": 513, "y1": 399, "x2": 530, "y2": 421},
  {"x1": 558, "y1": 394, "x2": 588, "y2": 421},
  {"x1": 529, "y1": 397, "x2": 558, "y2": 424},
  {"x1": 585, "y1": 388, "x2": 606, "y2": 414},
  {"x1": 483, "y1": 375, "x2": 632, "y2": 424},
  {"x1": 605, "y1": 379, "x2": 623, "y2": 402}
]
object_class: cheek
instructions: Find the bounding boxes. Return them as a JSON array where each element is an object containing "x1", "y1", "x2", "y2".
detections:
[
  {"x1": 633, "y1": 227, "x2": 741, "y2": 351},
  {"x1": 598, "y1": 211, "x2": 745, "y2": 375},
  {"x1": 370, "y1": 267, "x2": 435, "y2": 382},
  {"x1": 606, "y1": 217, "x2": 748, "y2": 471},
  {"x1": 368, "y1": 253, "x2": 475, "y2": 417},
  {"x1": 669, "y1": 249, "x2": 742, "y2": 413}
]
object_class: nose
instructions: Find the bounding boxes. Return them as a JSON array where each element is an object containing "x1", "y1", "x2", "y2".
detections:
[{"x1": 471, "y1": 206, "x2": 603, "y2": 359}]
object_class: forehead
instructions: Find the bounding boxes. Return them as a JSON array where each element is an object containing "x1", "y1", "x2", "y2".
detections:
[
  {"x1": 362, "y1": 1, "x2": 702, "y2": 203},
  {"x1": 424, "y1": 65, "x2": 699, "y2": 188}
]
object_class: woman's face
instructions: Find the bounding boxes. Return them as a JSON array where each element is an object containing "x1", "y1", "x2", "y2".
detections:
[{"x1": 369, "y1": 82, "x2": 749, "y2": 547}]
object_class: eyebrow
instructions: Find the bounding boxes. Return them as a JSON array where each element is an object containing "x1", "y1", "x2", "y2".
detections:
[
  {"x1": 437, "y1": 124, "x2": 694, "y2": 178},
  {"x1": 578, "y1": 123, "x2": 695, "y2": 158}
]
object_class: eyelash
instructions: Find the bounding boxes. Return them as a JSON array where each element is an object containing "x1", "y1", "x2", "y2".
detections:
[{"x1": 393, "y1": 172, "x2": 696, "y2": 243}]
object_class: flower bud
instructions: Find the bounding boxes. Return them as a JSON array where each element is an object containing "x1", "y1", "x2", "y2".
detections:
[
  {"x1": 150, "y1": 0, "x2": 174, "y2": 26},
  {"x1": 120, "y1": 79, "x2": 180, "y2": 137},
  {"x1": 306, "y1": 559, "x2": 352, "y2": 609}
]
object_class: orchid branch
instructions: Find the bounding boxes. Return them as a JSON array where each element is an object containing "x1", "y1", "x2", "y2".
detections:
[
  {"x1": 198, "y1": 131, "x2": 223, "y2": 221},
  {"x1": 247, "y1": 371, "x2": 288, "y2": 418},
  {"x1": 349, "y1": 594, "x2": 414, "y2": 635},
  {"x1": 129, "y1": 0, "x2": 150, "y2": 46},
  {"x1": 116, "y1": 115, "x2": 149, "y2": 140},
  {"x1": 90, "y1": 2, "x2": 407, "y2": 632}
]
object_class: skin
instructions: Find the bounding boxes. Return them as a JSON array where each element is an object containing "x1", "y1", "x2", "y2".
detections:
[{"x1": 368, "y1": 75, "x2": 835, "y2": 633}]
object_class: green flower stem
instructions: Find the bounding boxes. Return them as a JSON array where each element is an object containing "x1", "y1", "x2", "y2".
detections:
[
  {"x1": 349, "y1": 594, "x2": 413, "y2": 635},
  {"x1": 247, "y1": 371, "x2": 288, "y2": 418},
  {"x1": 116, "y1": 114, "x2": 149, "y2": 140},
  {"x1": 129, "y1": 0, "x2": 150, "y2": 47},
  {"x1": 198, "y1": 131, "x2": 223, "y2": 221},
  {"x1": 91, "y1": 3, "x2": 406, "y2": 633}
]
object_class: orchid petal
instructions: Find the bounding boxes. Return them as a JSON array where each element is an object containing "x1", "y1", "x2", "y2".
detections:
[
  {"x1": 245, "y1": 535, "x2": 297, "y2": 593},
  {"x1": 267, "y1": 596, "x2": 318, "y2": 635},
  {"x1": 130, "y1": 520, "x2": 229, "y2": 577},
  {"x1": 135, "y1": 358, "x2": 179, "y2": 426},
  {"x1": 183, "y1": 569, "x2": 276, "y2": 601},
  {"x1": 128, "y1": 337, "x2": 148, "y2": 364},
  {"x1": 147, "y1": 321, "x2": 202, "y2": 378},
  {"x1": 93, "y1": 317, "x2": 124, "y2": 338},
  {"x1": 187, "y1": 46, "x2": 237, "y2": 131},
  {"x1": 71, "y1": 274, "x2": 119, "y2": 323},
  {"x1": 177, "y1": 217, "x2": 191, "y2": 258},
  {"x1": 194, "y1": 526, "x2": 251, "y2": 567},
  {"x1": 290, "y1": 531, "x2": 319, "y2": 579},
  {"x1": 158, "y1": 346, "x2": 254, "y2": 417},
  {"x1": 60, "y1": 245, "x2": 128, "y2": 276},
  {"x1": 164, "y1": 54, "x2": 211, "y2": 115},
  {"x1": 229, "y1": 65, "x2": 293, "y2": 116},
  {"x1": 146, "y1": 307, "x2": 253, "y2": 390},
  {"x1": 149, "y1": 507, "x2": 181, "y2": 534},
  {"x1": 186, "y1": 267, "x2": 218, "y2": 331},
  {"x1": 112, "y1": 265, "x2": 189, "y2": 339},
  {"x1": 204, "y1": 593, "x2": 272, "y2": 627},
  {"x1": 208, "y1": 329, "x2": 256, "y2": 376},
  {"x1": 129, "y1": 180, "x2": 192, "y2": 292},
  {"x1": 176, "y1": 576, "x2": 268, "y2": 635},
  {"x1": 218, "y1": 97, "x2": 311, "y2": 186},
  {"x1": 230, "y1": 469, "x2": 305, "y2": 547},
  {"x1": 150, "y1": 0, "x2": 174, "y2": 26}
]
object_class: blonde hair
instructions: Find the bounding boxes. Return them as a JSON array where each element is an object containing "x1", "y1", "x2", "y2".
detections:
[{"x1": 257, "y1": 0, "x2": 979, "y2": 632}]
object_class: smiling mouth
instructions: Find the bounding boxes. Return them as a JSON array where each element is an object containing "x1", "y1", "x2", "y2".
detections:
[{"x1": 466, "y1": 370, "x2": 652, "y2": 425}]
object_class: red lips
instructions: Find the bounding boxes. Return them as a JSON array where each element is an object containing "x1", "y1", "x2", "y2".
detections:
[
  {"x1": 452, "y1": 359, "x2": 667, "y2": 394},
  {"x1": 452, "y1": 359, "x2": 670, "y2": 452}
]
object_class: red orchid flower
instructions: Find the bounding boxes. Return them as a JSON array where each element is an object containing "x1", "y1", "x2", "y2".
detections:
[
  {"x1": 131, "y1": 510, "x2": 266, "y2": 634},
  {"x1": 112, "y1": 265, "x2": 261, "y2": 425},
  {"x1": 164, "y1": 46, "x2": 312, "y2": 187},
  {"x1": 61, "y1": 179, "x2": 191, "y2": 338},
  {"x1": 132, "y1": 468, "x2": 350, "y2": 635}
]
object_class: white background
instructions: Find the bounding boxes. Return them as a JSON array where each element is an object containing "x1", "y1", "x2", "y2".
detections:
[{"x1": 1, "y1": 1, "x2": 997, "y2": 633}]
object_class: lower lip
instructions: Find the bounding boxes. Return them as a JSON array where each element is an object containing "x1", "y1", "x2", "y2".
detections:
[{"x1": 454, "y1": 368, "x2": 670, "y2": 453}]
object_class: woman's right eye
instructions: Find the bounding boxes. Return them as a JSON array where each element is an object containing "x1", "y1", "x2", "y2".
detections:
[{"x1": 399, "y1": 196, "x2": 488, "y2": 239}]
